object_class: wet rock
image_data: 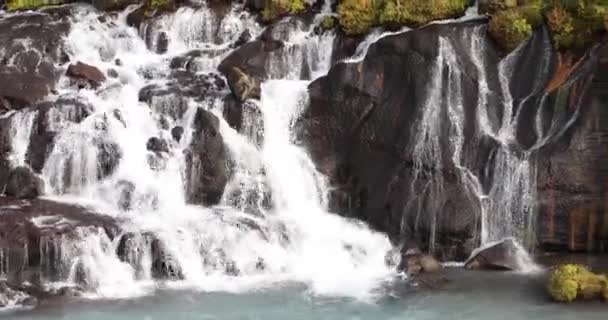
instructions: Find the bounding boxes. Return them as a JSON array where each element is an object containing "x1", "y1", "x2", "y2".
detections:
[
  {"x1": 218, "y1": 39, "x2": 284, "y2": 101},
  {"x1": 171, "y1": 126, "x2": 184, "y2": 143},
  {"x1": 465, "y1": 239, "x2": 521, "y2": 271},
  {"x1": 0, "y1": 9, "x2": 70, "y2": 110},
  {"x1": 299, "y1": 21, "x2": 492, "y2": 260},
  {"x1": 26, "y1": 99, "x2": 93, "y2": 173},
  {"x1": 66, "y1": 61, "x2": 107, "y2": 88},
  {"x1": 146, "y1": 137, "x2": 169, "y2": 153},
  {"x1": 398, "y1": 253, "x2": 442, "y2": 276},
  {"x1": 0, "y1": 197, "x2": 120, "y2": 286},
  {"x1": 150, "y1": 238, "x2": 184, "y2": 280},
  {"x1": 0, "y1": 281, "x2": 37, "y2": 309},
  {"x1": 184, "y1": 108, "x2": 229, "y2": 206},
  {"x1": 231, "y1": 30, "x2": 253, "y2": 48},
  {"x1": 116, "y1": 180, "x2": 136, "y2": 210},
  {"x1": 5, "y1": 166, "x2": 44, "y2": 199},
  {"x1": 96, "y1": 140, "x2": 121, "y2": 180},
  {"x1": 156, "y1": 31, "x2": 169, "y2": 54},
  {"x1": 107, "y1": 68, "x2": 119, "y2": 78}
]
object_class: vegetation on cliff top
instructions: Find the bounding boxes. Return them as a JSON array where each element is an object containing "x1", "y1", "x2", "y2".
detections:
[
  {"x1": 547, "y1": 264, "x2": 608, "y2": 303},
  {"x1": 337, "y1": 0, "x2": 469, "y2": 35},
  {"x1": 487, "y1": 0, "x2": 608, "y2": 52},
  {"x1": 262, "y1": 0, "x2": 307, "y2": 22},
  {"x1": 4, "y1": 0, "x2": 64, "y2": 11}
]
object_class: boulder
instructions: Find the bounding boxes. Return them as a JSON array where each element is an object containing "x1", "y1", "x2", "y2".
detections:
[
  {"x1": 146, "y1": 137, "x2": 169, "y2": 153},
  {"x1": 398, "y1": 253, "x2": 442, "y2": 276},
  {"x1": 66, "y1": 61, "x2": 107, "y2": 88},
  {"x1": 464, "y1": 239, "x2": 522, "y2": 271},
  {"x1": 4, "y1": 166, "x2": 44, "y2": 199},
  {"x1": 218, "y1": 39, "x2": 284, "y2": 102},
  {"x1": 171, "y1": 126, "x2": 184, "y2": 143},
  {"x1": 184, "y1": 108, "x2": 229, "y2": 206}
]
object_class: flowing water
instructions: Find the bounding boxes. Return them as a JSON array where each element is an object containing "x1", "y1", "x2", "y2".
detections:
[{"x1": 0, "y1": 1, "x2": 593, "y2": 317}]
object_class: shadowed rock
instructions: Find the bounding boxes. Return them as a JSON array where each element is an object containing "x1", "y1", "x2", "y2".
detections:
[
  {"x1": 465, "y1": 239, "x2": 520, "y2": 271},
  {"x1": 184, "y1": 108, "x2": 229, "y2": 206},
  {"x1": 4, "y1": 166, "x2": 44, "y2": 199}
]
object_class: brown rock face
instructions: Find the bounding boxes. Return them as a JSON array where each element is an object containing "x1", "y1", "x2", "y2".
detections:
[
  {"x1": 536, "y1": 43, "x2": 608, "y2": 254},
  {"x1": 66, "y1": 61, "x2": 107, "y2": 88}
]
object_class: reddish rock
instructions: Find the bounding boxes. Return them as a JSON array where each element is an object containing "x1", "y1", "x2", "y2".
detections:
[{"x1": 66, "y1": 61, "x2": 106, "y2": 88}]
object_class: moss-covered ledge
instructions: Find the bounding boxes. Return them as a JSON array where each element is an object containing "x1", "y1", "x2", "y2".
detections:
[
  {"x1": 337, "y1": 0, "x2": 469, "y2": 35},
  {"x1": 547, "y1": 264, "x2": 608, "y2": 303},
  {"x1": 485, "y1": 0, "x2": 608, "y2": 52},
  {"x1": 4, "y1": 0, "x2": 65, "y2": 11}
]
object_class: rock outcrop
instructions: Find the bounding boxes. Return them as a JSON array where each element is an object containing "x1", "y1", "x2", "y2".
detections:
[
  {"x1": 184, "y1": 108, "x2": 229, "y2": 206},
  {"x1": 0, "y1": 7, "x2": 70, "y2": 111},
  {"x1": 4, "y1": 167, "x2": 44, "y2": 199},
  {"x1": 464, "y1": 239, "x2": 521, "y2": 271}
]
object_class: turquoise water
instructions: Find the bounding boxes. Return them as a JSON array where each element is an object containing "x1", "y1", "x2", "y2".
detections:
[{"x1": 3, "y1": 270, "x2": 606, "y2": 320}]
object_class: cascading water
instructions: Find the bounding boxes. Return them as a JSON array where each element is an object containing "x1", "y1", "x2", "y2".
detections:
[{"x1": 1, "y1": 2, "x2": 392, "y2": 302}]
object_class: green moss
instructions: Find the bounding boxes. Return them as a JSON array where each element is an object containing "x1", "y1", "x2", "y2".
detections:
[
  {"x1": 320, "y1": 15, "x2": 336, "y2": 30},
  {"x1": 5, "y1": 0, "x2": 63, "y2": 11},
  {"x1": 262, "y1": 0, "x2": 307, "y2": 22},
  {"x1": 547, "y1": 264, "x2": 608, "y2": 303},
  {"x1": 337, "y1": 0, "x2": 376, "y2": 35}
]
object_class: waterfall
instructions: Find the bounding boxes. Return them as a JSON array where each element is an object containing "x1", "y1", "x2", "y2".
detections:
[{"x1": 0, "y1": 2, "x2": 392, "y2": 302}]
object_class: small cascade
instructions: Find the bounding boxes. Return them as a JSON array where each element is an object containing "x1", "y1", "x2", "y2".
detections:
[{"x1": 7, "y1": 111, "x2": 37, "y2": 167}]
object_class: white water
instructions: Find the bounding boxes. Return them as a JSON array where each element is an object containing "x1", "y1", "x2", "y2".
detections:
[{"x1": 1, "y1": 3, "x2": 392, "y2": 302}]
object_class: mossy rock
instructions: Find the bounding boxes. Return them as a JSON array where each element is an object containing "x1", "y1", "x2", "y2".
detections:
[
  {"x1": 488, "y1": 5, "x2": 542, "y2": 52},
  {"x1": 338, "y1": 0, "x2": 469, "y2": 35},
  {"x1": 547, "y1": 264, "x2": 608, "y2": 303},
  {"x1": 4, "y1": 0, "x2": 64, "y2": 11},
  {"x1": 378, "y1": 0, "x2": 469, "y2": 28},
  {"x1": 262, "y1": 0, "x2": 307, "y2": 22},
  {"x1": 320, "y1": 15, "x2": 336, "y2": 30}
]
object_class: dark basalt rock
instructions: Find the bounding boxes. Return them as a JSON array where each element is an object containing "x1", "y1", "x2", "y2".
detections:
[
  {"x1": 464, "y1": 238, "x2": 521, "y2": 271},
  {"x1": 26, "y1": 98, "x2": 93, "y2": 173},
  {"x1": 0, "y1": 197, "x2": 121, "y2": 286},
  {"x1": 66, "y1": 61, "x2": 107, "y2": 89},
  {"x1": 5, "y1": 166, "x2": 44, "y2": 199},
  {"x1": 0, "y1": 8, "x2": 70, "y2": 111},
  {"x1": 171, "y1": 126, "x2": 184, "y2": 142},
  {"x1": 184, "y1": 108, "x2": 229, "y2": 206},
  {"x1": 219, "y1": 39, "x2": 284, "y2": 101},
  {"x1": 146, "y1": 137, "x2": 169, "y2": 153},
  {"x1": 297, "y1": 19, "x2": 602, "y2": 259},
  {"x1": 97, "y1": 140, "x2": 121, "y2": 180}
]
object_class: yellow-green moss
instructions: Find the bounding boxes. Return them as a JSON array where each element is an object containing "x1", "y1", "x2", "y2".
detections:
[
  {"x1": 338, "y1": 0, "x2": 469, "y2": 35},
  {"x1": 262, "y1": 0, "x2": 307, "y2": 22},
  {"x1": 337, "y1": 0, "x2": 376, "y2": 35},
  {"x1": 547, "y1": 264, "x2": 608, "y2": 303},
  {"x1": 320, "y1": 15, "x2": 336, "y2": 30},
  {"x1": 4, "y1": 0, "x2": 63, "y2": 11},
  {"x1": 486, "y1": 0, "x2": 608, "y2": 52}
]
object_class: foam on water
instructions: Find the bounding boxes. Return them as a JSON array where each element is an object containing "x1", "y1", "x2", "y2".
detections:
[{"x1": 0, "y1": 2, "x2": 394, "y2": 302}]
